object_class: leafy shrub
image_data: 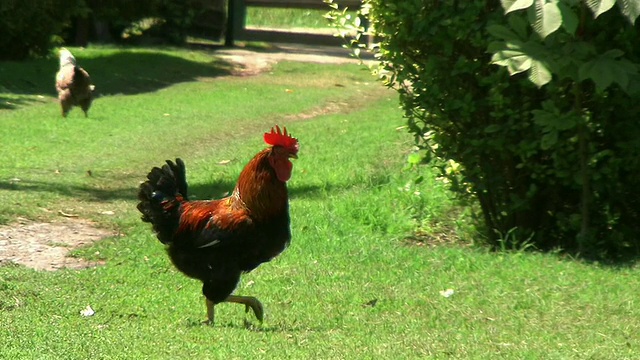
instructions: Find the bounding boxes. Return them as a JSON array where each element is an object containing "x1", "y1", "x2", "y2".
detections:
[
  {"x1": 146, "y1": 0, "x2": 205, "y2": 44},
  {"x1": 328, "y1": 0, "x2": 640, "y2": 259},
  {"x1": 86, "y1": 0, "x2": 213, "y2": 44},
  {"x1": 0, "y1": 0, "x2": 215, "y2": 56},
  {"x1": 0, "y1": 0, "x2": 84, "y2": 60}
]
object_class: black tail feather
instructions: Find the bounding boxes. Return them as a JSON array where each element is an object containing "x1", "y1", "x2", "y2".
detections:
[
  {"x1": 72, "y1": 65, "x2": 83, "y2": 83},
  {"x1": 165, "y1": 158, "x2": 188, "y2": 200},
  {"x1": 137, "y1": 158, "x2": 188, "y2": 244}
]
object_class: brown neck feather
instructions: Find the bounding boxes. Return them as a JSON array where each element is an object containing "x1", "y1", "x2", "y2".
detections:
[{"x1": 232, "y1": 148, "x2": 288, "y2": 219}]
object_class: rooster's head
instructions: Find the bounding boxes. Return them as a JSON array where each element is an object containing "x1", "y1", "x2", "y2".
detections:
[{"x1": 264, "y1": 125, "x2": 299, "y2": 182}]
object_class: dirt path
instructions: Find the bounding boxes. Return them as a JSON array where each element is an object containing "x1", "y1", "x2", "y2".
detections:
[
  {"x1": 0, "y1": 218, "x2": 112, "y2": 271},
  {"x1": 214, "y1": 43, "x2": 373, "y2": 75}
]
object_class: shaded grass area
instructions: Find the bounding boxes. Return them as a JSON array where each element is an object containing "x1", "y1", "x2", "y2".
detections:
[{"x1": 1, "y1": 47, "x2": 639, "y2": 359}]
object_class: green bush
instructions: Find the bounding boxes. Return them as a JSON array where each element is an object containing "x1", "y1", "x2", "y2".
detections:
[
  {"x1": 146, "y1": 0, "x2": 205, "y2": 44},
  {"x1": 329, "y1": 0, "x2": 640, "y2": 259},
  {"x1": 0, "y1": 0, "x2": 81, "y2": 59},
  {"x1": 0, "y1": 0, "x2": 211, "y2": 57},
  {"x1": 88, "y1": 0, "x2": 199, "y2": 44}
]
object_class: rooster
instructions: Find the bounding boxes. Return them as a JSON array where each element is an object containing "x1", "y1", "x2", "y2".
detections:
[
  {"x1": 55, "y1": 48, "x2": 95, "y2": 117},
  {"x1": 137, "y1": 126, "x2": 299, "y2": 324}
]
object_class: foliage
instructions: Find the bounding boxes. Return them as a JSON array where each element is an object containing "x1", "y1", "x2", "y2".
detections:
[
  {"x1": 327, "y1": 0, "x2": 640, "y2": 259},
  {"x1": 80, "y1": 0, "x2": 208, "y2": 44},
  {"x1": 324, "y1": 0, "x2": 371, "y2": 58},
  {"x1": 0, "y1": 0, "x2": 85, "y2": 60},
  {"x1": 0, "y1": 0, "x2": 214, "y2": 58},
  {"x1": 140, "y1": 0, "x2": 208, "y2": 44}
]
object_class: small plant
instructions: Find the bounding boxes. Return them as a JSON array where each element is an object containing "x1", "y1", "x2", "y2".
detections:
[
  {"x1": 495, "y1": 227, "x2": 536, "y2": 253},
  {"x1": 324, "y1": 0, "x2": 372, "y2": 59}
]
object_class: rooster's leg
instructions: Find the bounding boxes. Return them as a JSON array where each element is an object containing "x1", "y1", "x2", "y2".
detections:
[
  {"x1": 225, "y1": 295, "x2": 264, "y2": 322},
  {"x1": 205, "y1": 298, "x2": 215, "y2": 325}
]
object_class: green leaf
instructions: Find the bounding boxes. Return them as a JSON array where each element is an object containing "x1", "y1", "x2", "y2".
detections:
[
  {"x1": 508, "y1": 14, "x2": 530, "y2": 39},
  {"x1": 578, "y1": 61, "x2": 614, "y2": 91},
  {"x1": 528, "y1": 0, "x2": 562, "y2": 39},
  {"x1": 541, "y1": 131, "x2": 558, "y2": 150},
  {"x1": 533, "y1": 104, "x2": 579, "y2": 131},
  {"x1": 490, "y1": 43, "x2": 533, "y2": 75},
  {"x1": 578, "y1": 50, "x2": 638, "y2": 92},
  {"x1": 528, "y1": 59, "x2": 553, "y2": 87},
  {"x1": 624, "y1": 73, "x2": 640, "y2": 95},
  {"x1": 487, "y1": 24, "x2": 520, "y2": 40},
  {"x1": 556, "y1": 42, "x2": 597, "y2": 81},
  {"x1": 558, "y1": 2, "x2": 579, "y2": 35},
  {"x1": 585, "y1": 0, "x2": 616, "y2": 18},
  {"x1": 407, "y1": 153, "x2": 423, "y2": 165},
  {"x1": 602, "y1": 49, "x2": 625, "y2": 58},
  {"x1": 618, "y1": 0, "x2": 640, "y2": 23},
  {"x1": 485, "y1": 124, "x2": 502, "y2": 133},
  {"x1": 501, "y1": 0, "x2": 535, "y2": 13},
  {"x1": 489, "y1": 40, "x2": 553, "y2": 86}
]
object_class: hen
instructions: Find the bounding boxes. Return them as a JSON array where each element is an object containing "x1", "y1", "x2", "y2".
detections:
[
  {"x1": 137, "y1": 126, "x2": 299, "y2": 324},
  {"x1": 55, "y1": 48, "x2": 95, "y2": 117}
]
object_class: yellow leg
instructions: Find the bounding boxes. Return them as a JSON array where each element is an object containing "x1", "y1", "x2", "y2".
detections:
[
  {"x1": 205, "y1": 298, "x2": 215, "y2": 325},
  {"x1": 204, "y1": 295, "x2": 264, "y2": 325},
  {"x1": 225, "y1": 295, "x2": 264, "y2": 322}
]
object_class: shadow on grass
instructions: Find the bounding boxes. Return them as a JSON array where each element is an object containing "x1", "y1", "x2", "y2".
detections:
[
  {"x1": 190, "y1": 181, "x2": 362, "y2": 201},
  {"x1": 185, "y1": 318, "x2": 325, "y2": 332},
  {"x1": 0, "y1": 175, "x2": 238, "y2": 203},
  {"x1": 191, "y1": 179, "x2": 385, "y2": 202},
  {"x1": 0, "y1": 49, "x2": 235, "y2": 106},
  {"x1": 0, "y1": 173, "x2": 386, "y2": 204},
  {"x1": 0, "y1": 179, "x2": 137, "y2": 202},
  {"x1": 86, "y1": 52, "x2": 234, "y2": 96},
  {"x1": 182, "y1": 180, "x2": 360, "y2": 200},
  {"x1": 0, "y1": 95, "x2": 39, "y2": 110}
]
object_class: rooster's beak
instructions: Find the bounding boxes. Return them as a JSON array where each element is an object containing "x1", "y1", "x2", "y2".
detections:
[{"x1": 289, "y1": 153, "x2": 298, "y2": 159}]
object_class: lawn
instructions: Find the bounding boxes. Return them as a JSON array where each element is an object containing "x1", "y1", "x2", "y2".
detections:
[
  {"x1": 245, "y1": 6, "x2": 360, "y2": 33},
  {"x1": 246, "y1": 8, "x2": 333, "y2": 30},
  {"x1": 1, "y1": 46, "x2": 639, "y2": 359}
]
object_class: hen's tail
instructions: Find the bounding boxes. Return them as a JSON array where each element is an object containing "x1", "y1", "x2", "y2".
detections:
[
  {"x1": 72, "y1": 66, "x2": 91, "y2": 85},
  {"x1": 137, "y1": 159, "x2": 189, "y2": 244}
]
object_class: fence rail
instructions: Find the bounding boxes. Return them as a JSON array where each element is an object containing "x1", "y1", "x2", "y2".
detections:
[{"x1": 225, "y1": 0, "x2": 365, "y2": 46}]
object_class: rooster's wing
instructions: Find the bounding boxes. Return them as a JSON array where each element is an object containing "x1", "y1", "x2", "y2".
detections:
[{"x1": 177, "y1": 200, "x2": 254, "y2": 250}]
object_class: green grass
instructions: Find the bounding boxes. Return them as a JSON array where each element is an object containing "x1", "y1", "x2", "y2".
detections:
[
  {"x1": 246, "y1": 8, "x2": 329, "y2": 29},
  {"x1": 246, "y1": 7, "x2": 356, "y2": 32},
  {"x1": 1, "y1": 46, "x2": 640, "y2": 359}
]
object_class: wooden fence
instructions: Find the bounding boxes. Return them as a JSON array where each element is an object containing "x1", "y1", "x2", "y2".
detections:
[{"x1": 225, "y1": 0, "x2": 365, "y2": 46}]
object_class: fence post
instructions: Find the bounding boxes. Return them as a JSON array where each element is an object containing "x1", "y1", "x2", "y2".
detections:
[{"x1": 225, "y1": 0, "x2": 246, "y2": 46}]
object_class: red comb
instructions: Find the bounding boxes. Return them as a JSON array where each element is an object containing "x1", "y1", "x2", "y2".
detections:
[{"x1": 264, "y1": 125, "x2": 299, "y2": 153}]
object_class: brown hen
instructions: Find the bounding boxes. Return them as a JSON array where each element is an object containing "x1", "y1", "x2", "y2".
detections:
[{"x1": 55, "y1": 48, "x2": 95, "y2": 117}]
